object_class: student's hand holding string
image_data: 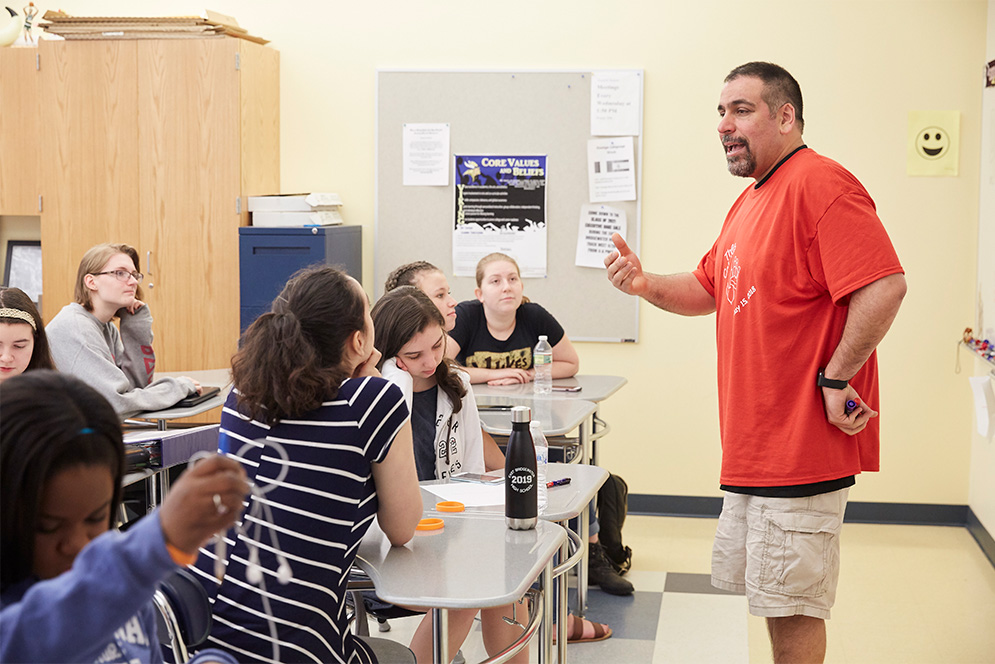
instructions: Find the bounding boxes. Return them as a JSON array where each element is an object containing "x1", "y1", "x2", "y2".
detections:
[
  {"x1": 605, "y1": 233, "x2": 648, "y2": 296},
  {"x1": 158, "y1": 454, "x2": 249, "y2": 555}
]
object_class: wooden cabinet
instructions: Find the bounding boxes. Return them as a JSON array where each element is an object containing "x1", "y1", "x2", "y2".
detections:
[
  {"x1": 0, "y1": 48, "x2": 41, "y2": 215},
  {"x1": 37, "y1": 38, "x2": 279, "y2": 372}
]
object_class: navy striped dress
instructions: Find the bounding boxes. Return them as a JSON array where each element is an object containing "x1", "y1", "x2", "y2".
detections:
[{"x1": 193, "y1": 376, "x2": 408, "y2": 664}]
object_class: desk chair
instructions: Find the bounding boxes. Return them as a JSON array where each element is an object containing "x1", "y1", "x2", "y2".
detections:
[
  {"x1": 153, "y1": 568, "x2": 213, "y2": 664},
  {"x1": 347, "y1": 569, "x2": 424, "y2": 635},
  {"x1": 346, "y1": 572, "x2": 430, "y2": 664}
]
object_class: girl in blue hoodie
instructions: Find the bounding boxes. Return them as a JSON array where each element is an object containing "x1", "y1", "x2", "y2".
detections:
[{"x1": 0, "y1": 370, "x2": 247, "y2": 664}]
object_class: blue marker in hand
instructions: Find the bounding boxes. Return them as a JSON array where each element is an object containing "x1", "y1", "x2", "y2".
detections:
[{"x1": 844, "y1": 399, "x2": 857, "y2": 416}]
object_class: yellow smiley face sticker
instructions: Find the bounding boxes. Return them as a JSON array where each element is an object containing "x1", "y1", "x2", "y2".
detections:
[{"x1": 915, "y1": 127, "x2": 950, "y2": 160}]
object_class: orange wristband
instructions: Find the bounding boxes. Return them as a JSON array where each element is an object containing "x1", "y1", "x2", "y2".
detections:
[{"x1": 166, "y1": 542, "x2": 198, "y2": 567}]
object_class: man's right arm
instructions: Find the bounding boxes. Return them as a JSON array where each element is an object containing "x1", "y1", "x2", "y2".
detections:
[{"x1": 604, "y1": 233, "x2": 716, "y2": 316}]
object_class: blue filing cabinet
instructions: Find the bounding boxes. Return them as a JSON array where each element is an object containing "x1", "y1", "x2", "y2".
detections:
[{"x1": 239, "y1": 226, "x2": 362, "y2": 332}]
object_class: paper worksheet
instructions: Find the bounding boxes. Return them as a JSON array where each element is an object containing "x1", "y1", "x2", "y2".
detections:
[{"x1": 422, "y1": 483, "x2": 504, "y2": 507}]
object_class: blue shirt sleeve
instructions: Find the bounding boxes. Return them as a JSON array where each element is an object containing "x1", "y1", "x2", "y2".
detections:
[{"x1": 0, "y1": 512, "x2": 177, "y2": 664}]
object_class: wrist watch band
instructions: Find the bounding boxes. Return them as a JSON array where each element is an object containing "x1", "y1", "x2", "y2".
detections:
[{"x1": 817, "y1": 368, "x2": 848, "y2": 390}]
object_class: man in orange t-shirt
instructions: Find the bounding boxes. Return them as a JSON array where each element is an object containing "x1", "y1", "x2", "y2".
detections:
[{"x1": 605, "y1": 62, "x2": 906, "y2": 664}]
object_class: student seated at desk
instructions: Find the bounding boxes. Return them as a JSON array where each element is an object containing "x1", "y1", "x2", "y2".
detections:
[
  {"x1": 447, "y1": 253, "x2": 634, "y2": 597},
  {"x1": 45, "y1": 243, "x2": 201, "y2": 419},
  {"x1": 0, "y1": 370, "x2": 247, "y2": 664},
  {"x1": 447, "y1": 252, "x2": 580, "y2": 386},
  {"x1": 0, "y1": 287, "x2": 55, "y2": 383},
  {"x1": 373, "y1": 286, "x2": 613, "y2": 651},
  {"x1": 385, "y1": 260, "x2": 505, "y2": 471},
  {"x1": 196, "y1": 266, "x2": 422, "y2": 664}
]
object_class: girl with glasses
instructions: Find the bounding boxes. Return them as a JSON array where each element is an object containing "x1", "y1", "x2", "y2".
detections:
[{"x1": 45, "y1": 243, "x2": 201, "y2": 418}]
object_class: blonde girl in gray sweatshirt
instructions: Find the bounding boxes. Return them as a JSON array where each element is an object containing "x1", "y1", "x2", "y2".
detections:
[{"x1": 45, "y1": 243, "x2": 200, "y2": 419}]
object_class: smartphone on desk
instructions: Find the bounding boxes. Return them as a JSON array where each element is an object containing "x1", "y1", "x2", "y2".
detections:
[
  {"x1": 451, "y1": 472, "x2": 505, "y2": 484},
  {"x1": 552, "y1": 385, "x2": 582, "y2": 392}
]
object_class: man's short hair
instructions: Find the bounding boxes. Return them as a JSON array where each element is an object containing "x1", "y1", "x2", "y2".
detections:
[{"x1": 725, "y1": 62, "x2": 804, "y2": 133}]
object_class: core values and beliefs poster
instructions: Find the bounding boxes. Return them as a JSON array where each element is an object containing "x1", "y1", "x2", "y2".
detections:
[{"x1": 453, "y1": 154, "x2": 548, "y2": 278}]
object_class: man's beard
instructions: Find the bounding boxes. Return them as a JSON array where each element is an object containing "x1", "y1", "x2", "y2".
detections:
[{"x1": 724, "y1": 138, "x2": 756, "y2": 178}]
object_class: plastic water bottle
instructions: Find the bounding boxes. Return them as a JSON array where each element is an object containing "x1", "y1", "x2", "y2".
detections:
[
  {"x1": 533, "y1": 335, "x2": 553, "y2": 395},
  {"x1": 530, "y1": 421, "x2": 548, "y2": 515},
  {"x1": 505, "y1": 406, "x2": 537, "y2": 530}
]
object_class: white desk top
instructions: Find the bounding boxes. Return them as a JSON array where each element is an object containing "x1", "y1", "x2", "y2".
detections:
[
  {"x1": 477, "y1": 399, "x2": 596, "y2": 437},
  {"x1": 134, "y1": 369, "x2": 231, "y2": 421},
  {"x1": 420, "y1": 463, "x2": 608, "y2": 523},
  {"x1": 355, "y1": 514, "x2": 565, "y2": 609},
  {"x1": 472, "y1": 374, "x2": 627, "y2": 405}
]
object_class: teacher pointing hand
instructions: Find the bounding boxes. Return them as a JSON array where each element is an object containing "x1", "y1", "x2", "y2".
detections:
[{"x1": 603, "y1": 62, "x2": 906, "y2": 664}]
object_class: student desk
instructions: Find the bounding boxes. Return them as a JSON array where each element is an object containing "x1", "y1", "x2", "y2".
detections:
[
  {"x1": 473, "y1": 375, "x2": 627, "y2": 465},
  {"x1": 132, "y1": 369, "x2": 232, "y2": 431},
  {"x1": 477, "y1": 402, "x2": 600, "y2": 618},
  {"x1": 539, "y1": 463, "x2": 609, "y2": 631},
  {"x1": 121, "y1": 424, "x2": 220, "y2": 514},
  {"x1": 355, "y1": 512, "x2": 565, "y2": 664},
  {"x1": 420, "y1": 462, "x2": 608, "y2": 661},
  {"x1": 477, "y1": 399, "x2": 598, "y2": 466}
]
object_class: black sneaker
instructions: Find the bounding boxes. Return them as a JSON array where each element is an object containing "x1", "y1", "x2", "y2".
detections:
[{"x1": 588, "y1": 542, "x2": 634, "y2": 595}]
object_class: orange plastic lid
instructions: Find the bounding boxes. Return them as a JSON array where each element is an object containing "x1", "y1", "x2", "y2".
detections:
[
  {"x1": 416, "y1": 517, "x2": 444, "y2": 531},
  {"x1": 436, "y1": 501, "x2": 465, "y2": 512}
]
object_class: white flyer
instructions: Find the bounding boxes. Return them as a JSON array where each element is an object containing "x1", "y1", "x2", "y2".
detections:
[
  {"x1": 402, "y1": 122, "x2": 450, "y2": 186},
  {"x1": 588, "y1": 137, "x2": 636, "y2": 203},
  {"x1": 576, "y1": 204, "x2": 626, "y2": 269},
  {"x1": 591, "y1": 71, "x2": 641, "y2": 136}
]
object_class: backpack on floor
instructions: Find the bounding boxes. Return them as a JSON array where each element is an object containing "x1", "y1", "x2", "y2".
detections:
[{"x1": 597, "y1": 473, "x2": 632, "y2": 575}]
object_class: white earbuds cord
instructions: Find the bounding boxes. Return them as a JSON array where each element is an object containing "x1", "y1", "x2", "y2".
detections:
[{"x1": 195, "y1": 437, "x2": 295, "y2": 663}]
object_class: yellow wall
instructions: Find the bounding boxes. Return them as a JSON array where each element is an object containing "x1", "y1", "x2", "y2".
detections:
[{"x1": 43, "y1": 0, "x2": 986, "y2": 504}]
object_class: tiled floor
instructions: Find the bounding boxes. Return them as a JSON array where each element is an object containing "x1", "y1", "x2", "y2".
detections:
[{"x1": 365, "y1": 515, "x2": 995, "y2": 663}]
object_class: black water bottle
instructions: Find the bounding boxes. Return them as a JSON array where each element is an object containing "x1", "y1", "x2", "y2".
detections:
[{"x1": 505, "y1": 406, "x2": 538, "y2": 530}]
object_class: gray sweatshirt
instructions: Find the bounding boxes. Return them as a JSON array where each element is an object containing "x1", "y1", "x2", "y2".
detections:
[{"x1": 45, "y1": 302, "x2": 195, "y2": 419}]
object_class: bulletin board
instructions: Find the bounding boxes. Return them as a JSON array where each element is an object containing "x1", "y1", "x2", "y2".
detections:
[{"x1": 375, "y1": 70, "x2": 643, "y2": 342}]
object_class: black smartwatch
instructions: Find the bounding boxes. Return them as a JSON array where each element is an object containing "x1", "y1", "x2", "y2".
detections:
[{"x1": 817, "y1": 368, "x2": 848, "y2": 390}]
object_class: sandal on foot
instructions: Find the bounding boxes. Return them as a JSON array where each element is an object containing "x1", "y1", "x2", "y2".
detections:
[{"x1": 554, "y1": 615, "x2": 613, "y2": 644}]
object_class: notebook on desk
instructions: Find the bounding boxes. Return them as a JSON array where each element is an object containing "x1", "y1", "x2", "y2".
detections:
[{"x1": 173, "y1": 386, "x2": 221, "y2": 409}]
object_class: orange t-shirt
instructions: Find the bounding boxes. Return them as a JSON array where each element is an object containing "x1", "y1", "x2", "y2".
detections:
[{"x1": 693, "y1": 148, "x2": 903, "y2": 487}]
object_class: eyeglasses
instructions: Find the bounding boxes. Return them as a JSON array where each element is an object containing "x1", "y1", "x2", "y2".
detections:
[{"x1": 91, "y1": 269, "x2": 144, "y2": 283}]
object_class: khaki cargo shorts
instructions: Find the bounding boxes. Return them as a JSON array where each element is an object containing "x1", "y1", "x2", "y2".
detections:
[{"x1": 711, "y1": 488, "x2": 849, "y2": 620}]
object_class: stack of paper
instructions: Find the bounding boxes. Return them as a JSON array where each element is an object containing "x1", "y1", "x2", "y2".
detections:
[{"x1": 248, "y1": 193, "x2": 344, "y2": 227}]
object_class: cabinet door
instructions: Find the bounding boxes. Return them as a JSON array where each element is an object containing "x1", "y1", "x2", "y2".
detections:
[
  {"x1": 137, "y1": 39, "x2": 241, "y2": 372},
  {"x1": 0, "y1": 48, "x2": 40, "y2": 216},
  {"x1": 39, "y1": 41, "x2": 141, "y2": 321}
]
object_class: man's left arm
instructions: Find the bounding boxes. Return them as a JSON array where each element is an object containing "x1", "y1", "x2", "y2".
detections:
[{"x1": 821, "y1": 273, "x2": 907, "y2": 434}]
